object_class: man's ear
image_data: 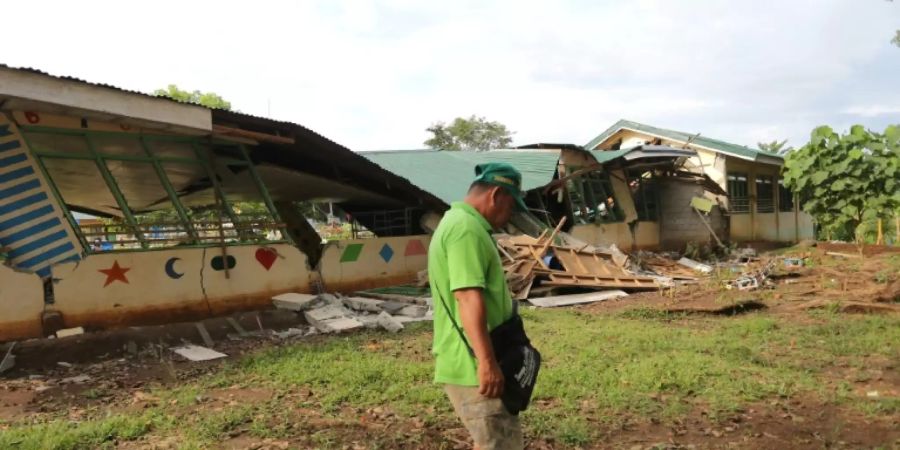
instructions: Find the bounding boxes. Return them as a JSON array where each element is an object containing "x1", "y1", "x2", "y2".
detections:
[{"x1": 489, "y1": 185, "x2": 503, "y2": 205}]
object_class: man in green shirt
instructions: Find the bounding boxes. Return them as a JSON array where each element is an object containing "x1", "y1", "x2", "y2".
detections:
[{"x1": 429, "y1": 162, "x2": 528, "y2": 449}]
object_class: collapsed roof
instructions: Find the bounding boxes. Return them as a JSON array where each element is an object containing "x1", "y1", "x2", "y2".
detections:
[{"x1": 0, "y1": 65, "x2": 445, "y2": 224}]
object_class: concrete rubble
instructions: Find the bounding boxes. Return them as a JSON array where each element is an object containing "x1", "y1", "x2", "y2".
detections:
[
  {"x1": 171, "y1": 344, "x2": 228, "y2": 362},
  {"x1": 273, "y1": 291, "x2": 434, "y2": 334}
]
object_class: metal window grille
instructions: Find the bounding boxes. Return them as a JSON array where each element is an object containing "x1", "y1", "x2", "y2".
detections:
[
  {"x1": 727, "y1": 173, "x2": 750, "y2": 214},
  {"x1": 21, "y1": 127, "x2": 287, "y2": 253},
  {"x1": 778, "y1": 180, "x2": 794, "y2": 212},
  {"x1": 755, "y1": 175, "x2": 775, "y2": 213}
]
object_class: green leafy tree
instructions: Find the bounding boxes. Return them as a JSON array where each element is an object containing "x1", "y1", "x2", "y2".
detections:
[
  {"x1": 782, "y1": 124, "x2": 899, "y2": 247},
  {"x1": 425, "y1": 115, "x2": 514, "y2": 151},
  {"x1": 758, "y1": 139, "x2": 793, "y2": 155},
  {"x1": 153, "y1": 84, "x2": 232, "y2": 110},
  {"x1": 893, "y1": 29, "x2": 900, "y2": 48}
]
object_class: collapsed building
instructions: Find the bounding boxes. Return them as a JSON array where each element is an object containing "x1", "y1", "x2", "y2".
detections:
[
  {"x1": 1, "y1": 66, "x2": 817, "y2": 343},
  {"x1": 586, "y1": 119, "x2": 815, "y2": 245},
  {"x1": 0, "y1": 66, "x2": 445, "y2": 341},
  {"x1": 364, "y1": 122, "x2": 815, "y2": 252}
]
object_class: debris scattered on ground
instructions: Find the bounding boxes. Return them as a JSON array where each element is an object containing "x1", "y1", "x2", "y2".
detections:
[
  {"x1": 825, "y1": 251, "x2": 862, "y2": 259},
  {"x1": 171, "y1": 344, "x2": 228, "y2": 362},
  {"x1": 225, "y1": 317, "x2": 250, "y2": 337},
  {"x1": 528, "y1": 290, "x2": 629, "y2": 308},
  {"x1": 59, "y1": 374, "x2": 92, "y2": 384},
  {"x1": 55, "y1": 327, "x2": 85, "y2": 338},
  {"x1": 195, "y1": 323, "x2": 216, "y2": 348},
  {"x1": 495, "y1": 220, "x2": 659, "y2": 298},
  {"x1": 272, "y1": 291, "x2": 433, "y2": 335},
  {"x1": 677, "y1": 257, "x2": 713, "y2": 274},
  {"x1": 0, "y1": 342, "x2": 16, "y2": 374},
  {"x1": 272, "y1": 293, "x2": 319, "y2": 311}
]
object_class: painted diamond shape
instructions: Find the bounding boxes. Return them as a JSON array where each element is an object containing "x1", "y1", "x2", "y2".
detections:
[
  {"x1": 340, "y1": 243, "x2": 364, "y2": 263},
  {"x1": 379, "y1": 243, "x2": 394, "y2": 263}
]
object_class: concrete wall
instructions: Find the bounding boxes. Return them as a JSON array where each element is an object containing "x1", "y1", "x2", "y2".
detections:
[
  {"x1": 0, "y1": 265, "x2": 45, "y2": 341},
  {"x1": 570, "y1": 221, "x2": 659, "y2": 251},
  {"x1": 724, "y1": 157, "x2": 814, "y2": 243},
  {"x1": 656, "y1": 178, "x2": 727, "y2": 250},
  {"x1": 2, "y1": 235, "x2": 430, "y2": 341}
]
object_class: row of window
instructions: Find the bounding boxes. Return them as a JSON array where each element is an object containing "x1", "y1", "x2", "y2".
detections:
[
  {"x1": 726, "y1": 173, "x2": 795, "y2": 214},
  {"x1": 22, "y1": 128, "x2": 286, "y2": 253}
]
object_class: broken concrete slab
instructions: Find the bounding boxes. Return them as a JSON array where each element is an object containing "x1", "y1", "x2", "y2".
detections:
[
  {"x1": 315, "y1": 317, "x2": 364, "y2": 333},
  {"x1": 304, "y1": 305, "x2": 352, "y2": 322},
  {"x1": 55, "y1": 327, "x2": 85, "y2": 338},
  {"x1": 379, "y1": 301, "x2": 407, "y2": 314},
  {"x1": 272, "y1": 293, "x2": 319, "y2": 311},
  {"x1": 376, "y1": 311, "x2": 404, "y2": 333},
  {"x1": 342, "y1": 296, "x2": 385, "y2": 313},
  {"x1": 356, "y1": 314, "x2": 381, "y2": 329},
  {"x1": 677, "y1": 257, "x2": 713, "y2": 274},
  {"x1": 273, "y1": 328, "x2": 306, "y2": 339},
  {"x1": 397, "y1": 305, "x2": 429, "y2": 318},
  {"x1": 528, "y1": 290, "x2": 629, "y2": 308},
  {"x1": 171, "y1": 344, "x2": 227, "y2": 361}
]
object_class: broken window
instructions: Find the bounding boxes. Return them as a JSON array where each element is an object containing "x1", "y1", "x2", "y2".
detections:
[
  {"x1": 567, "y1": 170, "x2": 622, "y2": 224},
  {"x1": 778, "y1": 179, "x2": 794, "y2": 212},
  {"x1": 727, "y1": 173, "x2": 750, "y2": 214},
  {"x1": 627, "y1": 170, "x2": 658, "y2": 221},
  {"x1": 22, "y1": 128, "x2": 286, "y2": 253},
  {"x1": 755, "y1": 175, "x2": 775, "y2": 213}
]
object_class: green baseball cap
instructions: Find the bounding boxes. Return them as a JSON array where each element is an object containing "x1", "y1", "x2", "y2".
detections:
[{"x1": 473, "y1": 162, "x2": 528, "y2": 212}]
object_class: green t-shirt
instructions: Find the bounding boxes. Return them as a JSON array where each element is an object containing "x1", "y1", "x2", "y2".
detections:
[{"x1": 429, "y1": 201, "x2": 515, "y2": 386}]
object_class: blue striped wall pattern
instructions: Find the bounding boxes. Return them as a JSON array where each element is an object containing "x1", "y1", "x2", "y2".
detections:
[{"x1": 0, "y1": 113, "x2": 82, "y2": 278}]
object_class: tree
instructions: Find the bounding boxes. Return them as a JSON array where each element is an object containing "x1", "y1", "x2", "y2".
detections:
[
  {"x1": 782, "y1": 124, "x2": 899, "y2": 248},
  {"x1": 424, "y1": 115, "x2": 514, "y2": 151},
  {"x1": 757, "y1": 139, "x2": 793, "y2": 155},
  {"x1": 153, "y1": 84, "x2": 232, "y2": 110},
  {"x1": 893, "y1": 30, "x2": 900, "y2": 48}
]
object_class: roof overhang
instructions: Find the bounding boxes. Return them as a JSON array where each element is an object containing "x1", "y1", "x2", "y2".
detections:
[
  {"x1": 0, "y1": 66, "x2": 211, "y2": 134},
  {"x1": 593, "y1": 126, "x2": 783, "y2": 166}
]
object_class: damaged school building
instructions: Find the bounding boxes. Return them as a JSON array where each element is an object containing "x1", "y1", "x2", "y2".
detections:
[
  {"x1": 364, "y1": 120, "x2": 814, "y2": 252},
  {"x1": 0, "y1": 66, "x2": 814, "y2": 342}
]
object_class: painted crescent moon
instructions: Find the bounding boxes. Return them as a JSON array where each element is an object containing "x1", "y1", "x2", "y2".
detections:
[{"x1": 165, "y1": 257, "x2": 184, "y2": 279}]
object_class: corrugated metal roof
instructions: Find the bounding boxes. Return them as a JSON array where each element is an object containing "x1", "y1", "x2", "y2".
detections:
[
  {"x1": 585, "y1": 119, "x2": 783, "y2": 164},
  {"x1": 0, "y1": 64, "x2": 446, "y2": 211},
  {"x1": 361, "y1": 149, "x2": 562, "y2": 205}
]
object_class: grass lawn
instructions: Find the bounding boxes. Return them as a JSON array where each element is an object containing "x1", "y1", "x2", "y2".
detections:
[{"x1": 1, "y1": 308, "x2": 898, "y2": 449}]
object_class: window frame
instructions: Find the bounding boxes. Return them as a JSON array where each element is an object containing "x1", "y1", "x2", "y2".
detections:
[
  {"x1": 727, "y1": 172, "x2": 750, "y2": 214},
  {"x1": 21, "y1": 126, "x2": 287, "y2": 253}
]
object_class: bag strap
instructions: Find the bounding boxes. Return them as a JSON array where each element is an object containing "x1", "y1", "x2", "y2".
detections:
[{"x1": 434, "y1": 290, "x2": 475, "y2": 358}]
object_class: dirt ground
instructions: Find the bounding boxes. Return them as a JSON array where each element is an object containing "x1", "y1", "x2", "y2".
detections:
[{"x1": 1, "y1": 244, "x2": 898, "y2": 449}]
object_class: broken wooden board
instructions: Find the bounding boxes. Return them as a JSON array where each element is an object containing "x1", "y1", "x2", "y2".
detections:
[
  {"x1": 542, "y1": 271, "x2": 659, "y2": 290},
  {"x1": 528, "y1": 290, "x2": 628, "y2": 308}
]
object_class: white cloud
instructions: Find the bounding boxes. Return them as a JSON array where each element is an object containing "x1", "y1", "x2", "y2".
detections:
[{"x1": 2, "y1": 0, "x2": 898, "y2": 150}]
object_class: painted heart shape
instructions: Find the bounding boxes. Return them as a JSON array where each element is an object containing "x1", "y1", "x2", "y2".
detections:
[{"x1": 255, "y1": 248, "x2": 278, "y2": 271}]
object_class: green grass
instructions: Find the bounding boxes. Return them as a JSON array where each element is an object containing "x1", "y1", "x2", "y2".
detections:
[{"x1": 1, "y1": 312, "x2": 898, "y2": 449}]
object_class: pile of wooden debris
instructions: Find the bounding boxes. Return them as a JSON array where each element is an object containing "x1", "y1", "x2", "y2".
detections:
[{"x1": 496, "y1": 219, "x2": 660, "y2": 300}]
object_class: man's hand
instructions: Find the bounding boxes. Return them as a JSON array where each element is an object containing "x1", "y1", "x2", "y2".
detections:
[{"x1": 477, "y1": 357, "x2": 505, "y2": 398}]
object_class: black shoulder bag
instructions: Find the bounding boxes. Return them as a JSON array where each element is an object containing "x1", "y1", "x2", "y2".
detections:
[{"x1": 435, "y1": 291, "x2": 541, "y2": 415}]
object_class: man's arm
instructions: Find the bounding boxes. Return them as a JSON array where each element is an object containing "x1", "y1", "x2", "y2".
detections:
[{"x1": 454, "y1": 288, "x2": 504, "y2": 398}]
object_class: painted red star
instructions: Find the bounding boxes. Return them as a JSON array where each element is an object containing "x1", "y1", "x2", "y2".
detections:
[{"x1": 98, "y1": 260, "x2": 130, "y2": 287}]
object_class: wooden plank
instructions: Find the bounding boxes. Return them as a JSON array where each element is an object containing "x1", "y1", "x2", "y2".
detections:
[{"x1": 529, "y1": 290, "x2": 628, "y2": 308}]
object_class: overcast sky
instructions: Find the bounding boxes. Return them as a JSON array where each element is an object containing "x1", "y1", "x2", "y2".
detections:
[{"x1": 4, "y1": 0, "x2": 899, "y2": 151}]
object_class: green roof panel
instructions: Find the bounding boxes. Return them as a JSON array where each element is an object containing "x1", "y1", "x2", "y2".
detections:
[
  {"x1": 361, "y1": 149, "x2": 562, "y2": 205},
  {"x1": 585, "y1": 119, "x2": 783, "y2": 163}
]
